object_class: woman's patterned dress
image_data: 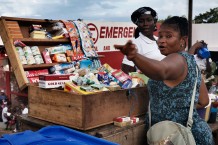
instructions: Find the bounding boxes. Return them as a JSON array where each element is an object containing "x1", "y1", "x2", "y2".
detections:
[{"x1": 146, "y1": 52, "x2": 214, "y2": 145}]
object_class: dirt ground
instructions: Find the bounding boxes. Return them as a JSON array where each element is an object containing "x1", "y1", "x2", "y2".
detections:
[{"x1": 0, "y1": 122, "x2": 13, "y2": 136}]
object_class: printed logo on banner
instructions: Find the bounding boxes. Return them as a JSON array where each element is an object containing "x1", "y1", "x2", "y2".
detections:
[
  {"x1": 86, "y1": 21, "x2": 136, "y2": 52},
  {"x1": 87, "y1": 23, "x2": 99, "y2": 44}
]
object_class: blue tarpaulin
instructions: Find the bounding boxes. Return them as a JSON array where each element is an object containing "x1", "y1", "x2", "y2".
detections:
[{"x1": 0, "y1": 125, "x2": 119, "y2": 145}]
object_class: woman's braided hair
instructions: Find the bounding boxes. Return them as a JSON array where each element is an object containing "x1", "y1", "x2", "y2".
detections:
[{"x1": 161, "y1": 16, "x2": 188, "y2": 37}]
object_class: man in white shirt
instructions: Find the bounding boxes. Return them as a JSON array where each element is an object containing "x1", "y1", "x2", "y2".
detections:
[{"x1": 121, "y1": 7, "x2": 165, "y2": 74}]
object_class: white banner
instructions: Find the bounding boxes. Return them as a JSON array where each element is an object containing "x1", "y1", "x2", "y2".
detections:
[
  {"x1": 85, "y1": 20, "x2": 136, "y2": 52},
  {"x1": 192, "y1": 24, "x2": 218, "y2": 52}
]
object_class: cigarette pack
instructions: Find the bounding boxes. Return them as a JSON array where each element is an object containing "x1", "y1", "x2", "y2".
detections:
[
  {"x1": 130, "y1": 117, "x2": 139, "y2": 124},
  {"x1": 38, "y1": 74, "x2": 74, "y2": 88},
  {"x1": 113, "y1": 116, "x2": 131, "y2": 122}
]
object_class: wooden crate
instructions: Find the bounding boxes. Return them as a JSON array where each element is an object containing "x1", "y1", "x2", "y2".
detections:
[
  {"x1": 28, "y1": 85, "x2": 148, "y2": 130},
  {"x1": 20, "y1": 115, "x2": 147, "y2": 145}
]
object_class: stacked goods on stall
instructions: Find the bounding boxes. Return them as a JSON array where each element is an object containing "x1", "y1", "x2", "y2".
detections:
[
  {"x1": 0, "y1": 17, "x2": 103, "y2": 89},
  {"x1": 0, "y1": 16, "x2": 149, "y2": 130}
]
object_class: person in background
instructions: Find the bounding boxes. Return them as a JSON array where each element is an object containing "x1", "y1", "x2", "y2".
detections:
[
  {"x1": 0, "y1": 91, "x2": 7, "y2": 122},
  {"x1": 189, "y1": 41, "x2": 212, "y2": 74},
  {"x1": 2, "y1": 100, "x2": 13, "y2": 130},
  {"x1": 13, "y1": 103, "x2": 28, "y2": 133},
  {"x1": 121, "y1": 6, "x2": 165, "y2": 74},
  {"x1": 21, "y1": 103, "x2": 28, "y2": 115},
  {"x1": 114, "y1": 16, "x2": 213, "y2": 145},
  {"x1": 0, "y1": 90, "x2": 6, "y2": 101}
]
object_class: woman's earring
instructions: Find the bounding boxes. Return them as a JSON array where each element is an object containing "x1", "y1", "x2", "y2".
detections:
[
  {"x1": 180, "y1": 44, "x2": 184, "y2": 48},
  {"x1": 154, "y1": 25, "x2": 157, "y2": 31}
]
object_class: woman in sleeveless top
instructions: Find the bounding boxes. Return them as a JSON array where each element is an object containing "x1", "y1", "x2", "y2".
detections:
[{"x1": 114, "y1": 16, "x2": 214, "y2": 145}]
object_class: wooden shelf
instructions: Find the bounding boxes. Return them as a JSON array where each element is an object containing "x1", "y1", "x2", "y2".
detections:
[
  {"x1": 13, "y1": 38, "x2": 69, "y2": 44},
  {"x1": 1, "y1": 16, "x2": 59, "y2": 23},
  {"x1": 23, "y1": 63, "x2": 57, "y2": 69}
]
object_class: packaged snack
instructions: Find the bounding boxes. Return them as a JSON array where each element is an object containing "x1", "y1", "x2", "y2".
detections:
[
  {"x1": 23, "y1": 46, "x2": 33, "y2": 56},
  {"x1": 66, "y1": 57, "x2": 71, "y2": 62},
  {"x1": 14, "y1": 40, "x2": 26, "y2": 47},
  {"x1": 103, "y1": 63, "x2": 114, "y2": 73},
  {"x1": 45, "y1": 45, "x2": 72, "y2": 54},
  {"x1": 19, "y1": 55, "x2": 27, "y2": 65},
  {"x1": 97, "y1": 72, "x2": 110, "y2": 85},
  {"x1": 121, "y1": 79, "x2": 132, "y2": 89},
  {"x1": 79, "y1": 59, "x2": 93, "y2": 69},
  {"x1": 80, "y1": 86, "x2": 94, "y2": 92},
  {"x1": 106, "y1": 85, "x2": 121, "y2": 91},
  {"x1": 90, "y1": 84, "x2": 104, "y2": 90},
  {"x1": 26, "y1": 55, "x2": 36, "y2": 65},
  {"x1": 73, "y1": 20, "x2": 98, "y2": 57},
  {"x1": 51, "y1": 54, "x2": 67, "y2": 62},
  {"x1": 112, "y1": 69, "x2": 131, "y2": 83},
  {"x1": 25, "y1": 69, "x2": 49, "y2": 78},
  {"x1": 64, "y1": 67, "x2": 75, "y2": 74},
  {"x1": 64, "y1": 82, "x2": 95, "y2": 95},
  {"x1": 66, "y1": 50, "x2": 74, "y2": 57},
  {"x1": 49, "y1": 62, "x2": 76, "y2": 73},
  {"x1": 34, "y1": 55, "x2": 44, "y2": 64},
  {"x1": 30, "y1": 31, "x2": 46, "y2": 39},
  {"x1": 61, "y1": 20, "x2": 84, "y2": 60},
  {"x1": 42, "y1": 50, "x2": 52, "y2": 64},
  {"x1": 31, "y1": 46, "x2": 41, "y2": 55},
  {"x1": 131, "y1": 77, "x2": 145, "y2": 88},
  {"x1": 46, "y1": 45, "x2": 66, "y2": 54},
  {"x1": 53, "y1": 70, "x2": 66, "y2": 74},
  {"x1": 16, "y1": 47, "x2": 24, "y2": 56},
  {"x1": 29, "y1": 24, "x2": 44, "y2": 32},
  {"x1": 129, "y1": 72, "x2": 149, "y2": 84}
]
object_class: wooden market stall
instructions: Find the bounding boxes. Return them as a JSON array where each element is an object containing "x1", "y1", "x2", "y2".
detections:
[{"x1": 0, "y1": 16, "x2": 149, "y2": 144}]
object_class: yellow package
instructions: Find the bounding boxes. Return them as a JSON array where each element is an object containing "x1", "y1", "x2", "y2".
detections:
[
  {"x1": 103, "y1": 63, "x2": 114, "y2": 73},
  {"x1": 64, "y1": 82, "x2": 93, "y2": 95}
]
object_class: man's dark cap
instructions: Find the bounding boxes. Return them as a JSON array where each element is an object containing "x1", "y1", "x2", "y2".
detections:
[{"x1": 131, "y1": 7, "x2": 158, "y2": 24}]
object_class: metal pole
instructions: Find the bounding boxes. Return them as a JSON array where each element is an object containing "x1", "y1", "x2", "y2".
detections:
[{"x1": 188, "y1": 0, "x2": 193, "y2": 49}]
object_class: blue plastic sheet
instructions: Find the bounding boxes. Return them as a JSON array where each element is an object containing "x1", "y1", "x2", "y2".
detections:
[{"x1": 0, "y1": 125, "x2": 119, "y2": 145}]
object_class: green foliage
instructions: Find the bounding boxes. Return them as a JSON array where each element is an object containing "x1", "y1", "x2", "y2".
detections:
[
  {"x1": 194, "y1": 7, "x2": 218, "y2": 23},
  {"x1": 158, "y1": 15, "x2": 187, "y2": 23}
]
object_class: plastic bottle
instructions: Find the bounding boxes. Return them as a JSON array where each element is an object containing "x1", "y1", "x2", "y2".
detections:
[{"x1": 197, "y1": 40, "x2": 211, "y2": 59}]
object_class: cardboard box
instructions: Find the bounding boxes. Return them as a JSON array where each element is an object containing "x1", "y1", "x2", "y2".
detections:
[
  {"x1": 38, "y1": 74, "x2": 74, "y2": 88},
  {"x1": 28, "y1": 85, "x2": 148, "y2": 130}
]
